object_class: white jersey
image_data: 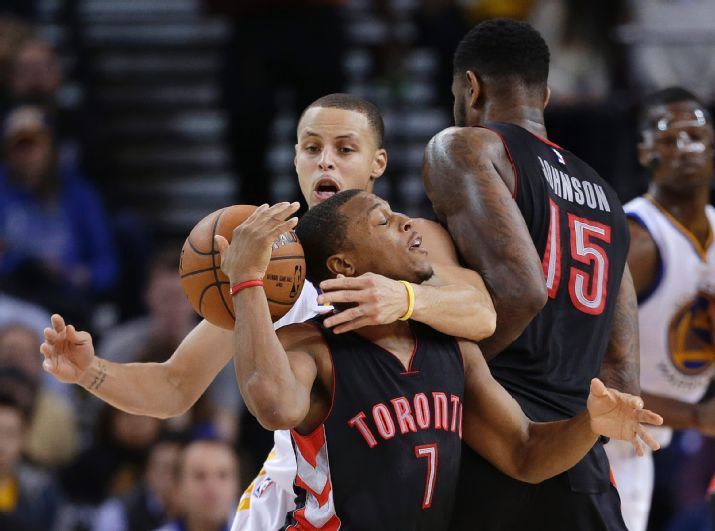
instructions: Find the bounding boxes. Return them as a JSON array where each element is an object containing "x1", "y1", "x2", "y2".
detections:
[
  {"x1": 626, "y1": 195, "x2": 715, "y2": 446},
  {"x1": 232, "y1": 280, "x2": 329, "y2": 530}
]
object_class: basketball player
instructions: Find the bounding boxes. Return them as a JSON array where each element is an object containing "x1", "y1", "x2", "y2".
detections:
[
  {"x1": 603, "y1": 87, "x2": 715, "y2": 531},
  {"x1": 213, "y1": 189, "x2": 660, "y2": 530},
  {"x1": 40, "y1": 94, "x2": 497, "y2": 530},
  {"x1": 422, "y1": 20, "x2": 640, "y2": 530}
]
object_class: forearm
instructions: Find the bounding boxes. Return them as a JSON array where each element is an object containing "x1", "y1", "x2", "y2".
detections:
[
  {"x1": 79, "y1": 358, "x2": 187, "y2": 418},
  {"x1": 600, "y1": 267, "x2": 640, "y2": 395},
  {"x1": 232, "y1": 288, "x2": 309, "y2": 428},
  {"x1": 641, "y1": 392, "x2": 698, "y2": 430},
  {"x1": 411, "y1": 281, "x2": 496, "y2": 341},
  {"x1": 517, "y1": 412, "x2": 598, "y2": 483}
]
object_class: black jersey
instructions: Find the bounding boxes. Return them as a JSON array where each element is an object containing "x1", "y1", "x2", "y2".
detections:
[
  {"x1": 285, "y1": 318, "x2": 465, "y2": 531},
  {"x1": 452, "y1": 123, "x2": 630, "y2": 531},
  {"x1": 485, "y1": 123, "x2": 629, "y2": 422}
]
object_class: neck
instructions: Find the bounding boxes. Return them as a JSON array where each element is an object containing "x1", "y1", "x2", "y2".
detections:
[
  {"x1": 475, "y1": 97, "x2": 547, "y2": 138},
  {"x1": 354, "y1": 320, "x2": 414, "y2": 361},
  {"x1": 649, "y1": 183, "x2": 711, "y2": 235}
]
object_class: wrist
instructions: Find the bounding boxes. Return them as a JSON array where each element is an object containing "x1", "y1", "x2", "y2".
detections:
[{"x1": 79, "y1": 357, "x2": 104, "y2": 391}]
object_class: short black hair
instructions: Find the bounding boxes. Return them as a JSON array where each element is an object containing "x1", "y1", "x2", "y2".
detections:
[
  {"x1": 296, "y1": 189, "x2": 363, "y2": 286},
  {"x1": 453, "y1": 19, "x2": 549, "y2": 91},
  {"x1": 638, "y1": 86, "x2": 711, "y2": 134},
  {"x1": 300, "y1": 93, "x2": 385, "y2": 148}
]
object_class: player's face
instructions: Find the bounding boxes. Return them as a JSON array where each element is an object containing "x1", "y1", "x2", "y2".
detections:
[
  {"x1": 296, "y1": 107, "x2": 387, "y2": 209},
  {"x1": 339, "y1": 193, "x2": 434, "y2": 284},
  {"x1": 641, "y1": 101, "x2": 714, "y2": 192}
]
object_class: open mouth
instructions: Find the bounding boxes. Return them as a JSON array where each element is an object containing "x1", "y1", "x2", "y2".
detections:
[
  {"x1": 313, "y1": 177, "x2": 341, "y2": 201},
  {"x1": 408, "y1": 233, "x2": 422, "y2": 251}
]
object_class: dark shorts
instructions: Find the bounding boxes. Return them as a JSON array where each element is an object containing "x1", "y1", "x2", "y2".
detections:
[{"x1": 450, "y1": 443, "x2": 627, "y2": 531}]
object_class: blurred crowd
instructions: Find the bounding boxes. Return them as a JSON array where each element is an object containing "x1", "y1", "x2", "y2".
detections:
[{"x1": 0, "y1": 1, "x2": 713, "y2": 530}]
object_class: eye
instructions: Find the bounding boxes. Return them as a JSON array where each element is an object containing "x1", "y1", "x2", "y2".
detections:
[
  {"x1": 339, "y1": 146, "x2": 355, "y2": 154},
  {"x1": 304, "y1": 145, "x2": 319, "y2": 153},
  {"x1": 379, "y1": 217, "x2": 389, "y2": 226}
]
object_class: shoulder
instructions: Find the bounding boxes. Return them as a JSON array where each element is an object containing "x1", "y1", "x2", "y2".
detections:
[
  {"x1": 426, "y1": 127, "x2": 505, "y2": 162},
  {"x1": 626, "y1": 217, "x2": 659, "y2": 296},
  {"x1": 276, "y1": 322, "x2": 327, "y2": 352}
]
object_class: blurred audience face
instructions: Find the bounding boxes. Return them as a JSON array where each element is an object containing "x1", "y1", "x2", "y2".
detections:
[
  {"x1": 0, "y1": 324, "x2": 41, "y2": 381},
  {"x1": 111, "y1": 410, "x2": 162, "y2": 451},
  {"x1": 145, "y1": 263, "x2": 197, "y2": 342},
  {"x1": 145, "y1": 440, "x2": 182, "y2": 510},
  {"x1": 640, "y1": 100, "x2": 715, "y2": 192},
  {"x1": 0, "y1": 404, "x2": 24, "y2": 477},
  {"x1": 11, "y1": 39, "x2": 62, "y2": 102},
  {"x1": 178, "y1": 441, "x2": 238, "y2": 529},
  {"x1": 295, "y1": 107, "x2": 386, "y2": 209},
  {"x1": 3, "y1": 106, "x2": 55, "y2": 191}
]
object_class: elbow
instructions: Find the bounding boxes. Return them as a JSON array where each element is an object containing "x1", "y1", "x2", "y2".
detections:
[
  {"x1": 517, "y1": 281, "x2": 547, "y2": 321},
  {"x1": 243, "y1": 378, "x2": 305, "y2": 431}
]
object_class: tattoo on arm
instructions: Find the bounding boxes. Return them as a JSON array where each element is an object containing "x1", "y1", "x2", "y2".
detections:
[
  {"x1": 87, "y1": 360, "x2": 107, "y2": 391},
  {"x1": 601, "y1": 268, "x2": 640, "y2": 395}
]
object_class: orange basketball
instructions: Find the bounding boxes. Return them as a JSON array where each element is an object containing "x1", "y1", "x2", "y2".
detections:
[{"x1": 179, "y1": 205, "x2": 305, "y2": 329}]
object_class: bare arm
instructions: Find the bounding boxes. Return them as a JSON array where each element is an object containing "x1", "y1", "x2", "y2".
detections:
[
  {"x1": 599, "y1": 265, "x2": 640, "y2": 395},
  {"x1": 423, "y1": 127, "x2": 547, "y2": 359},
  {"x1": 459, "y1": 340, "x2": 662, "y2": 484},
  {"x1": 318, "y1": 218, "x2": 496, "y2": 341},
  {"x1": 41, "y1": 316, "x2": 234, "y2": 418}
]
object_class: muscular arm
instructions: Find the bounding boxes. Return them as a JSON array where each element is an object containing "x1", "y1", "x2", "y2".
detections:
[
  {"x1": 232, "y1": 285, "x2": 322, "y2": 431},
  {"x1": 599, "y1": 265, "x2": 640, "y2": 395},
  {"x1": 319, "y1": 217, "x2": 496, "y2": 341},
  {"x1": 460, "y1": 339, "x2": 661, "y2": 483},
  {"x1": 43, "y1": 318, "x2": 234, "y2": 418},
  {"x1": 423, "y1": 127, "x2": 547, "y2": 359}
]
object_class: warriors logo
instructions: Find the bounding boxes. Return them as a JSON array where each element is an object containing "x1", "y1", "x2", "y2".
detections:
[{"x1": 667, "y1": 293, "x2": 715, "y2": 375}]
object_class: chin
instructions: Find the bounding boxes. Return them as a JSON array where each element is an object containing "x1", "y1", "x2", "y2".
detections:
[{"x1": 414, "y1": 265, "x2": 434, "y2": 284}]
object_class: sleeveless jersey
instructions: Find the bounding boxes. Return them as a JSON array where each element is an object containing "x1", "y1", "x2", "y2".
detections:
[
  {"x1": 626, "y1": 195, "x2": 715, "y2": 447},
  {"x1": 452, "y1": 123, "x2": 630, "y2": 530},
  {"x1": 286, "y1": 319, "x2": 465, "y2": 531},
  {"x1": 483, "y1": 123, "x2": 629, "y2": 422}
]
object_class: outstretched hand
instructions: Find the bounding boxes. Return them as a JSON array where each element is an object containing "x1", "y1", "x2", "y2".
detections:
[
  {"x1": 40, "y1": 314, "x2": 95, "y2": 385},
  {"x1": 588, "y1": 378, "x2": 663, "y2": 456}
]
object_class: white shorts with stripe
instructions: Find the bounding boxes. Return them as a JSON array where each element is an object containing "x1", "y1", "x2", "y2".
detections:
[{"x1": 231, "y1": 430, "x2": 297, "y2": 531}]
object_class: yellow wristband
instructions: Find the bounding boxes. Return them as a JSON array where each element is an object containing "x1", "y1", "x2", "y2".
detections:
[{"x1": 398, "y1": 280, "x2": 415, "y2": 321}]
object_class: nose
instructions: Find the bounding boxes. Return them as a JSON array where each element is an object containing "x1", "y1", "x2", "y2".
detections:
[
  {"x1": 397, "y1": 214, "x2": 412, "y2": 232},
  {"x1": 318, "y1": 149, "x2": 335, "y2": 171},
  {"x1": 676, "y1": 131, "x2": 706, "y2": 154}
]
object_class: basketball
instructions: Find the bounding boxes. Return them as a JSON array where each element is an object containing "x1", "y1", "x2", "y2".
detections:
[{"x1": 179, "y1": 205, "x2": 305, "y2": 329}]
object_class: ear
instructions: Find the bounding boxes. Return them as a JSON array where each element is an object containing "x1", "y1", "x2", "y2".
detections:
[
  {"x1": 544, "y1": 86, "x2": 551, "y2": 109},
  {"x1": 370, "y1": 148, "x2": 387, "y2": 180},
  {"x1": 326, "y1": 254, "x2": 356, "y2": 278},
  {"x1": 466, "y1": 70, "x2": 480, "y2": 109}
]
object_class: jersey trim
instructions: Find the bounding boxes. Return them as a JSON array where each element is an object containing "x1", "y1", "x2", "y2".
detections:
[
  {"x1": 527, "y1": 130, "x2": 565, "y2": 151},
  {"x1": 480, "y1": 126, "x2": 519, "y2": 200},
  {"x1": 626, "y1": 212, "x2": 664, "y2": 305},
  {"x1": 645, "y1": 194, "x2": 713, "y2": 261},
  {"x1": 354, "y1": 325, "x2": 420, "y2": 375}
]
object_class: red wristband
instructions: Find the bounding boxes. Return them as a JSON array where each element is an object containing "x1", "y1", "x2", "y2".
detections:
[{"x1": 229, "y1": 279, "x2": 264, "y2": 296}]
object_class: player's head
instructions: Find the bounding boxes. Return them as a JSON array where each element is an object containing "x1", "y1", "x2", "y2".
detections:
[
  {"x1": 452, "y1": 19, "x2": 550, "y2": 127},
  {"x1": 638, "y1": 86, "x2": 714, "y2": 192},
  {"x1": 296, "y1": 93, "x2": 387, "y2": 209},
  {"x1": 296, "y1": 190, "x2": 433, "y2": 286}
]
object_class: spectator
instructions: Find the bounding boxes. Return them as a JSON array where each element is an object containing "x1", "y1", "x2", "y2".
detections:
[
  {"x1": 0, "y1": 16, "x2": 32, "y2": 111},
  {"x1": 0, "y1": 105, "x2": 118, "y2": 328},
  {"x1": 97, "y1": 246, "x2": 239, "y2": 441},
  {"x1": 155, "y1": 439, "x2": 238, "y2": 531},
  {"x1": 0, "y1": 392, "x2": 61, "y2": 531},
  {"x1": 9, "y1": 39, "x2": 62, "y2": 108},
  {"x1": 92, "y1": 432, "x2": 185, "y2": 531},
  {"x1": 0, "y1": 323, "x2": 78, "y2": 467}
]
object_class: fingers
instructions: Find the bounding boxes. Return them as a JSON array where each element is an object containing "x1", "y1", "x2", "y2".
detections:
[
  {"x1": 51, "y1": 313, "x2": 65, "y2": 334},
  {"x1": 636, "y1": 409, "x2": 663, "y2": 427},
  {"x1": 323, "y1": 306, "x2": 368, "y2": 329},
  {"x1": 590, "y1": 378, "x2": 607, "y2": 397},
  {"x1": 631, "y1": 436, "x2": 645, "y2": 457},
  {"x1": 318, "y1": 289, "x2": 369, "y2": 306},
  {"x1": 320, "y1": 276, "x2": 362, "y2": 293},
  {"x1": 214, "y1": 234, "x2": 229, "y2": 256},
  {"x1": 269, "y1": 217, "x2": 299, "y2": 239},
  {"x1": 332, "y1": 316, "x2": 374, "y2": 334},
  {"x1": 637, "y1": 426, "x2": 661, "y2": 452}
]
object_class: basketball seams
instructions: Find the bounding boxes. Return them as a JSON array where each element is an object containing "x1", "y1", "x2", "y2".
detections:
[{"x1": 211, "y1": 208, "x2": 236, "y2": 322}]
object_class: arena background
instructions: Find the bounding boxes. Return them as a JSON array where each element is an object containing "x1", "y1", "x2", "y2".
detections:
[{"x1": 0, "y1": 1, "x2": 713, "y2": 530}]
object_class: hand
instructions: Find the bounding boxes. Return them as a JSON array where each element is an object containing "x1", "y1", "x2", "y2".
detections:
[
  {"x1": 587, "y1": 378, "x2": 663, "y2": 456},
  {"x1": 695, "y1": 395, "x2": 715, "y2": 437},
  {"x1": 214, "y1": 202, "x2": 300, "y2": 284},
  {"x1": 40, "y1": 314, "x2": 95, "y2": 385},
  {"x1": 319, "y1": 273, "x2": 410, "y2": 333}
]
